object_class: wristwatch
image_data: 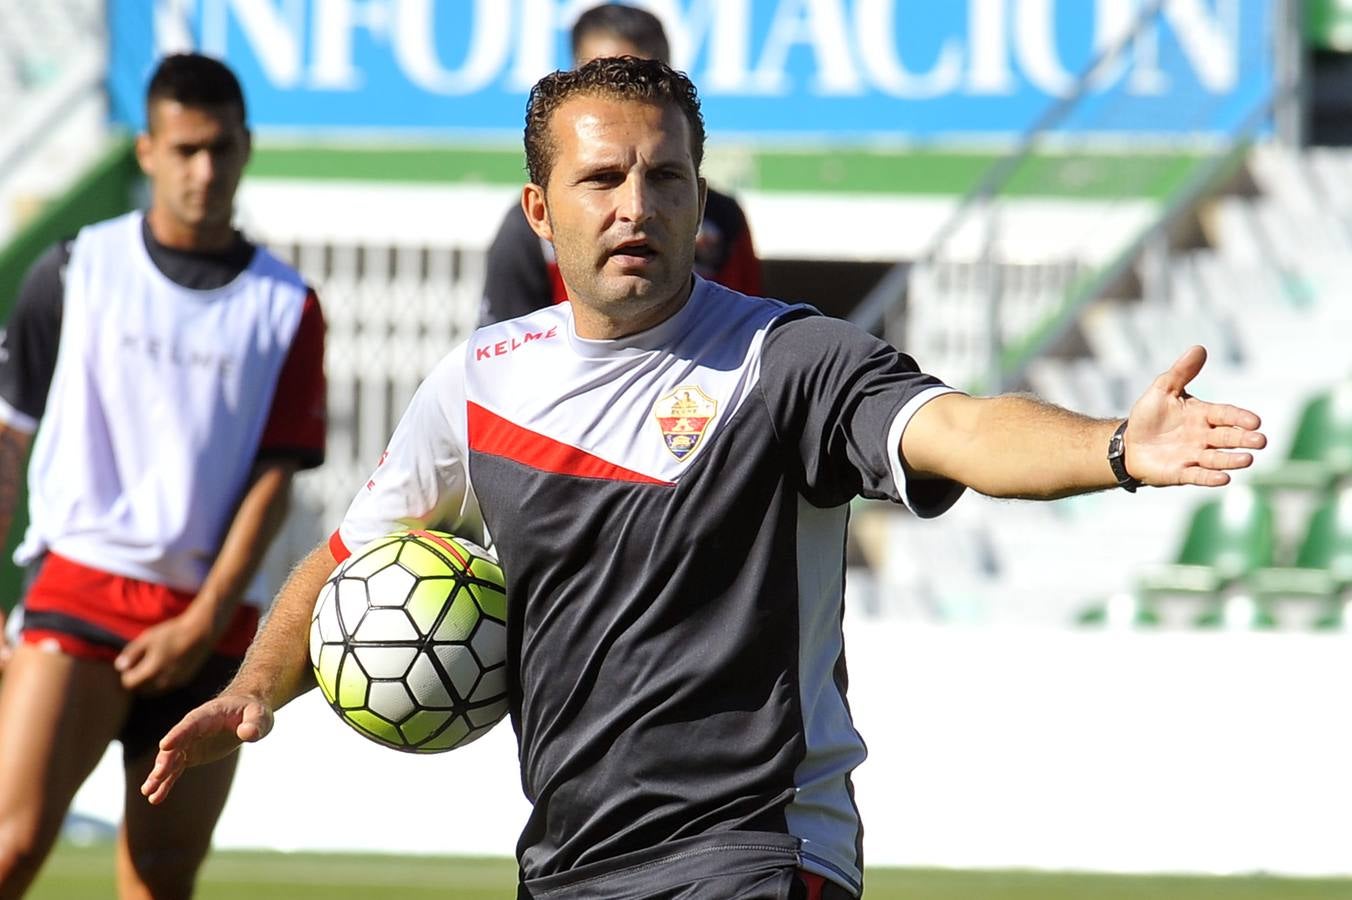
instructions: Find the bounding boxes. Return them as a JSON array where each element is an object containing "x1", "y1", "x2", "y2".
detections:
[{"x1": 1107, "y1": 419, "x2": 1140, "y2": 492}]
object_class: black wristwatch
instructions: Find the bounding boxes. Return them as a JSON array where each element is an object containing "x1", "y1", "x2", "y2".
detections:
[{"x1": 1107, "y1": 419, "x2": 1141, "y2": 493}]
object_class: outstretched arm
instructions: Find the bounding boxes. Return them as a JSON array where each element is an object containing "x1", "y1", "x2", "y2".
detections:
[
  {"x1": 901, "y1": 346, "x2": 1265, "y2": 500},
  {"x1": 140, "y1": 540, "x2": 337, "y2": 805}
]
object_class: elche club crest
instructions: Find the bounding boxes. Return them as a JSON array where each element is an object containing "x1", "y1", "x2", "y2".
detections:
[{"x1": 653, "y1": 386, "x2": 717, "y2": 461}]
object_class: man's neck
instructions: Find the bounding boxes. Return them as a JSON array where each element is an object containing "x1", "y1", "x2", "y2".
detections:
[
  {"x1": 572, "y1": 278, "x2": 695, "y2": 340},
  {"x1": 145, "y1": 207, "x2": 237, "y2": 254}
]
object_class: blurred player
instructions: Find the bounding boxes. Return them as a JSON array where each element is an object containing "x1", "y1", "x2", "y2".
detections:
[
  {"x1": 0, "y1": 53, "x2": 325, "y2": 898},
  {"x1": 478, "y1": 1, "x2": 761, "y2": 326},
  {"x1": 145, "y1": 58, "x2": 1263, "y2": 899}
]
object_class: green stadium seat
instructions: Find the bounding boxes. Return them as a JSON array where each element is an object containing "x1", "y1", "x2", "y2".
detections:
[
  {"x1": 1136, "y1": 486, "x2": 1276, "y2": 628},
  {"x1": 1254, "y1": 382, "x2": 1352, "y2": 492},
  {"x1": 1250, "y1": 487, "x2": 1352, "y2": 629},
  {"x1": 1075, "y1": 592, "x2": 1161, "y2": 628}
]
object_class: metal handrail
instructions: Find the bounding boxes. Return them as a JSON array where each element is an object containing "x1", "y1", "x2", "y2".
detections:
[{"x1": 847, "y1": 0, "x2": 1172, "y2": 338}]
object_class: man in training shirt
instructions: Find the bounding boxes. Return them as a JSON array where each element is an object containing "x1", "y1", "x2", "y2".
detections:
[
  {"x1": 479, "y1": 2, "x2": 760, "y2": 327},
  {"x1": 0, "y1": 54, "x2": 325, "y2": 898},
  {"x1": 144, "y1": 58, "x2": 1264, "y2": 900}
]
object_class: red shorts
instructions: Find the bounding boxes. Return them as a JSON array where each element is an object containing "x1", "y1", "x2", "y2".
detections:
[{"x1": 20, "y1": 552, "x2": 258, "y2": 662}]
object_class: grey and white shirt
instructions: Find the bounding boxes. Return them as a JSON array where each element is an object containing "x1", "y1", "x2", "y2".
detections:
[{"x1": 332, "y1": 278, "x2": 963, "y2": 898}]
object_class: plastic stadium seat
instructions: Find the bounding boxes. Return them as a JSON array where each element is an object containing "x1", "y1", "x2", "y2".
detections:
[
  {"x1": 1250, "y1": 487, "x2": 1352, "y2": 628},
  {"x1": 1134, "y1": 487, "x2": 1276, "y2": 628},
  {"x1": 1256, "y1": 382, "x2": 1352, "y2": 491},
  {"x1": 1075, "y1": 591, "x2": 1160, "y2": 629},
  {"x1": 1139, "y1": 487, "x2": 1276, "y2": 591}
]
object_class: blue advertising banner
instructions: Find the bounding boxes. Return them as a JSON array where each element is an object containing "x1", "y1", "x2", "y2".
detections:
[{"x1": 108, "y1": 0, "x2": 1276, "y2": 141}]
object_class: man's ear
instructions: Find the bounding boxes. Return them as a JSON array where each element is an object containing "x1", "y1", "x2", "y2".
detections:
[
  {"x1": 696, "y1": 176, "x2": 708, "y2": 223},
  {"x1": 134, "y1": 131, "x2": 155, "y2": 178},
  {"x1": 521, "y1": 183, "x2": 553, "y2": 242}
]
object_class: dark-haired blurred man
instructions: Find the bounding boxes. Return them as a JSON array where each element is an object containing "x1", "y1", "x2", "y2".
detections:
[
  {"x1": 479, "y1": 2, "x2": 761, "y2": 326},
  {"x1": 146, "y1": 57, "x2": 1264, "y2": 900},
  {"x1": 0, "y1": 53, "x2": 325, "y2": 897}
]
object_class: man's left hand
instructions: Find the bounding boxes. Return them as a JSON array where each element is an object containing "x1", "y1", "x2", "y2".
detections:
[{"x1": 1124, "y1": 345, "x2": 1267, "y2": 488}]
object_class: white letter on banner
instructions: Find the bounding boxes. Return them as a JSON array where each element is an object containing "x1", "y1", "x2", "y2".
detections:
[
  {"x1": 967, "y1": 0, "x2": 1014, "y2": 95},
  {"x1": 1016, "y1": 0, "x2": 1145, "y2": 98},
  {"x1": 1083, "y1": 0, "x2": 1136, "y2": 92},
  {"x1": 752, "y1": 0, "x2": 861, "y2": 95},
  {"x1": 1158, "y1": 0, "x2": 1238, "y2": 91},
  {"x1": 856, "y1": 0, "x2": 962, "y2": 99},
  {"x1": 310, "y1": 0, "x2": 393, "y2": 90},
  {"x1": 200, "y1": 0, "x2": 304, "y2": 86},
  {"x1": 641, "y1": 0, "x2": 754, "y2": 93},
  {"x1": 1014, "y1": 0, "x2": 1075, "y2": 96},
  {"x1": 510, "y1": 0, "x2": 565, "y2": 91},
  {"x1": 393, "y1": 0, "x2": 510, "y2": 94},
  {"x1": 154, "y1": 0, "x2": 197, "y2": 54}
]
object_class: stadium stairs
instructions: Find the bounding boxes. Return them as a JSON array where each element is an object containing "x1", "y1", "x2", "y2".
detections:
[
  {"x1": 0, "y1": 0, "x2": 108, "y2": 248},
  {"x1": 858, "y1": 144, "x2": 1352, "y2": 630}
]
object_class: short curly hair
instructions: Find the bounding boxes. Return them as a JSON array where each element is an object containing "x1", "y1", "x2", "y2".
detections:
[{"x1": 524, "y1": 56, "x2": 705, "y2": 189}]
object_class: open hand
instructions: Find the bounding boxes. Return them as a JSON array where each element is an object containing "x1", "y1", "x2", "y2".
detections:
[
  {"x1": 1124, "y1": 346, "x2": 1266, "y2": 487},
  {"x1": 141, "y1": 692, "x2": 274, "y2": 805}
]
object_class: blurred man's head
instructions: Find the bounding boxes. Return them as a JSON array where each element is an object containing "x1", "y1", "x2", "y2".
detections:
[
  {"x1": 144, "y1": 53, "x2": 248, "y2": 131},
  {"x1": 571, "y1": 3, "x2": 670, "y2": 66},
  {"x1": 521, "y1": 56, "x2": 707, "y2": 338},
  {"x1": 136, "y1": 54, "x2": 251, "y2": 248}
]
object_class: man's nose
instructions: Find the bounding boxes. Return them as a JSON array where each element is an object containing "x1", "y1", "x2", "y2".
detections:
[
  {"x1": 617, "y1": 173, "x2": 653, "y2": 224},
  {"x1": 190, "y1": 149, "x2": 216, "y2": 184}
]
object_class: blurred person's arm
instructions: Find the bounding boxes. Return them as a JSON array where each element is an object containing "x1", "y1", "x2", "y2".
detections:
[
  {"x1": 479, "y1": 203, "x2": 556, "y2": 326},
  {"x1": 0, "y1": 425, "x2": 31, "y2": 670},
  {"x1": 118, "y1": 289, "x2": 326, "y2": 693},
  {"x1": 0, "y1": 242, "x2": 68, "y2": 670},
  {"x1": 115, "y1": 459, "x2": 298, "y2": 693}
]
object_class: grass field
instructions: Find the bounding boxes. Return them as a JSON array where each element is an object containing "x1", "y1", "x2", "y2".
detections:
[{"x1": 33, "y1": 843, "x2": 1352, "y2": 899}]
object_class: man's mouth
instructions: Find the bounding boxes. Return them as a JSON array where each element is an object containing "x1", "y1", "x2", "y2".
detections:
[{"x1": 609, "y1": 240, "x2": 657, "y2": 263}]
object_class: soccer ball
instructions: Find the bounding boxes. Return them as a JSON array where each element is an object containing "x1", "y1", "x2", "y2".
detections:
[{"x1": 308, "y1": 530, "x2": 510, "y2": 753}]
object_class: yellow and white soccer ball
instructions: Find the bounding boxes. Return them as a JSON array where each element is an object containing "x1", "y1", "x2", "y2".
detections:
[{"x1": 308, "y1": 530, "x2": 509, "y2": 753}]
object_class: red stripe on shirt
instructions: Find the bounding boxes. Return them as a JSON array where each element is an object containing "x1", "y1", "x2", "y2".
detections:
[
  {"x1": 329, "y1": 529, "x2": 352, "y2": 563},
  {"x1": 467, "y1": 402, "x2": 670, "y2": 485}
]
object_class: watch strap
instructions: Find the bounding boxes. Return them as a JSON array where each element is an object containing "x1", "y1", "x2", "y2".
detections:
[{"x1": 1107, "y1": 419, "x2": 1141, "y2": 493}]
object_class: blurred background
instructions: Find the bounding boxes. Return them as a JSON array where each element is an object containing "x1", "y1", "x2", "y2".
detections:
[{"x1": 7, "y1": 0, "x2": 1352, "y2": 896}]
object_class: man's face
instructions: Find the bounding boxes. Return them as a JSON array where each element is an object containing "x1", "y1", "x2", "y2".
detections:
[
  {"x1": 136, "y1": 100, "x2": 250, "y2": 238},
  {"x1": 524, "y1": 94, "x2": 705, "y2": 336}
]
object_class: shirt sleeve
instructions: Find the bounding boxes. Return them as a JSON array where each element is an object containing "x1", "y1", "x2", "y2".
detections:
[
  {"x1": 331, "y1": 343, "x2": 484, "y2": 561},
  {"x1": 758, "y1": 312, "x2": 965, "y2": 516},
  {"x1": 478, "y1": 204, "x2": 553, "y2": 327},
  {"x1": 0, "y1": 241, "x2": 69, "y2": 432},
  {"x1": 257, "y1": 289, "x2": 327, "y2": 469}
]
